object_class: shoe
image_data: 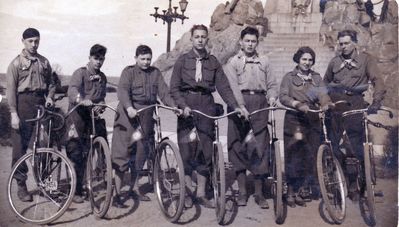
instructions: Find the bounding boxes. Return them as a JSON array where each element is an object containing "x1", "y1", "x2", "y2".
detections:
[
  {"x1": 298, "y1": 186, "x2": 312, "y2": 202},
  {"x1": 112, "y1": 195, "x2": 128, "y2": 208},
  {"x1": 236, "y1": 194, "x2": 247, "y2": 206},
  {"x1": 295, "y1": 194, "x2": 306, "y2": 207},
  {"x1": 17, "y1": 184, "x2": 33, "y2": 202},
  {"x1": 130, "y1": 190, "x2": 151, "y2": 201},
  {"x1": 286, "y1": 194, "x2": 296, "y2": 208},
  {"x1": 348, "y1": 191, "x2": 360, "y2": 202},
  {"x1": 184, "y1": 195, "x2": 193, "y2": 208},
  {"x1": 196, "y1": 196, "x2": 215, "y2": 208},
  {"x1": 254, "y1": 195, "x2": 269, "y2": 209},
  {"x1": 72, "y1": 194, "x2": 85, "y2": 204}
]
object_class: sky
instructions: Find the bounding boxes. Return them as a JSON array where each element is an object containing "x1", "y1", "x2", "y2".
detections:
[{"x1": 0, "y1": 0, "x2": 252, "y2": 76}]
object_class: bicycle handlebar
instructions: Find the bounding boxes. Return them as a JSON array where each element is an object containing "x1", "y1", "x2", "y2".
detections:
[
  {"x1": 191, "y1": 109, "x2": 239, "y2": 120},
  {"x1": 135, "y1": 104, "x2": 179, "y2": 114},
  {"x1": 249, "y1": 106, "x2": 296, "y2": 117},
  {"x1": 66, "y1": 102, "x2": 117, "y2": 117},
  {"x1": 342, "y1": 106, "x2": 394, "y2": 118}
]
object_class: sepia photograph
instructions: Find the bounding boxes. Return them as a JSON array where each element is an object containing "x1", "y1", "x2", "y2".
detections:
[{"x1": 0, "y1": 0, "x2": 397, "y2": 226}]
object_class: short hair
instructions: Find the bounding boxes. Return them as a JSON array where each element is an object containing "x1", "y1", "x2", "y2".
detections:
[
  {"x1": 240, "y1": 26, "x2": 259, "y2": 40},
  {"x1": 190, "y1": 24, "x2": 208, "y2": 36},
  {"x1": 22, "y1": 28, "x2": 40, "y2": 39},
  {"x1": 90, "y1": 44, "x2": 107, "y2": 57},
  {"x1": 293, "y1": 46, "x2": 316, "y2": 65},
  {"x1": 337, "y1": 29, "x2": 358, "y2": 43},
  {"x1": 135, "y1": 45, "x2": 152, "y2": 56}
]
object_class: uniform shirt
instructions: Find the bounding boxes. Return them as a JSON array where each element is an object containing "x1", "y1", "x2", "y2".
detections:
[
  {"x1": 280, "y1": 67, "x2": 331, "y2": 108},
  {"x1": 169, "y1": 49, "x2": 238, "y2": 109},
  {"x1": 225, "y1": 50, "x2": 278, "y2": 106},
  {"x1": 6, "y1": 49, "x2": 55, "y2": 113},
  {"x1": 68, "y1": 64, "x2": 107, "y2": 105},
  {"x1": 324, "y1": 50, "x2": 385, "y2": 102},
  {"x1": 118, "y1": 65, "x2": 175, "y2": 109}
]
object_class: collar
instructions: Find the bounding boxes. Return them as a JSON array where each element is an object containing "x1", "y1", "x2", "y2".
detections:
[
  {"x1": 292, "y1": 66, "x2": 316, "y2": 83},
  {"x1": 237, "y1": 50, "x2": 260, "y2": 63},
  {"x1": 187, "y1": 49, "x2": 209, "y2": 60},
  {"x1": 21, "y1": 49, "x2": 38, "y2": 61},
  {"x1": 339, "y1": 48, "x2": 360, "y2": 64}
]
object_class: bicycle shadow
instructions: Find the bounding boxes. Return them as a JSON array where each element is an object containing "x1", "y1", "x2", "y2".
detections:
[
  {"x1": 104, "y1": 191, "x2": 140, "y2": 220},
  {"x1": 49, "y1": 204, "x2": 92, "y2": 225}
]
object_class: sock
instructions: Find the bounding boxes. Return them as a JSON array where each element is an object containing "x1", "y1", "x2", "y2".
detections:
[{"x1": 236, "y1": 171, "x2": 247, "y2": 196}]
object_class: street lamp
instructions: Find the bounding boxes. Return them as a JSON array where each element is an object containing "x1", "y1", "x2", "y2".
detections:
[{"x1": 150, "y1": 0, "x2": 189, "y2": 52}]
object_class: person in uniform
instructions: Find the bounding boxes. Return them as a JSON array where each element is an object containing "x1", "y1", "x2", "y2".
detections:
[
  {"x1": 225, "y1": 26, "x2": 278, "y2": 208},
  {"x1": 6, "y1": 28, "x2": 56, "y2": 202},
  {"x1": 111, "y1": 45, "x2": 179, "y2": 208},
  {"x1": 280, "y1": 46, "x2": 333, "y2": 207},
  {"x1": 66, "y1": 44, "x2": 108, "y2": 203},
  {"x1": 169, "y1": 24, "x2": 246, "y2": 208},
  {"x1": 323, "y1": 29, "x2": 385, "y2": 200}
]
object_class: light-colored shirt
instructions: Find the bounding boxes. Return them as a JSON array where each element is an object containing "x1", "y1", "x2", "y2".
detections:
[
  {"x1": 6, "y1": 49, "x2": 54, "y2": 113},
  {"x1": 225, "y1": 51, "x2": 278, "y2": 106}
]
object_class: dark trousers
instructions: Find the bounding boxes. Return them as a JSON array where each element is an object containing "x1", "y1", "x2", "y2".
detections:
[
  {"x1": 327, "y1": 93, "x2": 367, "y2": 162},
  {"x1": 177, "y1": 93, "x2": 216, "y2": 177},
  {"x1": 11, "y1": 93, "x2": 45, "y2": 184},
  {"x1": 227, "y1": 93, "x2": 270, "y2": 176},
  {"x1": 284, "y1": 110, "x2": 321, "y2": 190},
  {"x1": 65, "y1": 105, "x2": 107, "y2": 194},
  {"x1": 111, "y1": 103, "x2": 155, "y2": 173}
]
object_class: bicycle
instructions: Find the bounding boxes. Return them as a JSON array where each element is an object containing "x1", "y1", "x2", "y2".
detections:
[
  {"x1": 65, "y1": 101, "x2": 117, "y2": 218},
  {"x1": 342, "y1": 106, "x2": 394, "y2": 225},
  {"x1": 132, "y1": 104, "x2": 185, "y2": 223},
  {"x1": 247, "y1": 106, "x2": 293, "y2": 224},
  {"x1": 7, "y1": 101, "x2": 76, "y2": 225},
  {"x1": 308, "y1": 102, "x2": 347, "y2": 224},
  {"x1": 190, "y1": 106, "x2": 239, "y2": 224}
]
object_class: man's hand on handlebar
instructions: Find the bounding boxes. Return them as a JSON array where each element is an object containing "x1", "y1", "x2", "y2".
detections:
[
  {"x1": 45, "y1": 97, "x2": 54, "y2": 108},
  {"x1": 236, "y1": 105, "x2": 249, "y2": 120},
  {"x1": 173, "y1": 107, "x2": 184, "y2": 116},
  {"x1": 126, "y1": 106, "x2": 138, "y2": 118},
  {"x1": 80, "y1": 99, "x2": 93, "y2": 107},
  {"x1": 183, "y1": 107, "x2": 192, "y2": 118}
]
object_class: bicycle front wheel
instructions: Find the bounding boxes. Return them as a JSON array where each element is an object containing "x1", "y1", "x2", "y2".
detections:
[
  {"x1": 7, "y1": 148, "x2": 76, "y2": 225},
  {"x1": 364, "y1": 143, "x2": 376, "y2": 222},
  {"x1": 317, "y1": 144, "x2": 346, "y2": 224},
  {"x1": 86, "y1": 136, "x2": 113, "y2": 218},
  {"x1": 153, "y1": 139, "x2": 185, "y2": 223},
  {"x1": 212, "y1": 142, "x2": 226, "y2": 224},
  {"x1": 271, "y1": 141, "x2": 285, "y2": 224}
]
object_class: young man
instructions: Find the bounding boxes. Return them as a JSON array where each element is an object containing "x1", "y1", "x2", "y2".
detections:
[
  {"x1": 111, "y1": 45, "x2": 179, "y2": 208},
  {"x1": 66, "y1": 44, "x2": 108, "y2": 203},
  {"x1": 169, "y1": 24, "x2": 246, "y2": 208},
  {"x1": 324, "y1": 29, "x2": 385, "y2": 200},
  {"x1": 225, "y1": 26, "x2": 278, "y2": 208},
  {"x1": 6, "y1": 28, "x2": 56, "y2": 202}
]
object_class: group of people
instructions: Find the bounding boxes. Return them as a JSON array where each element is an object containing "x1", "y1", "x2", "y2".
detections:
[{"x1": 7, "y1": 25, "x2": 384, "y2": 213}]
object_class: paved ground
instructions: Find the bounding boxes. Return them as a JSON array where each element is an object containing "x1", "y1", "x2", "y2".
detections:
[{"x1": 0, "y1": 144, "x2": 397, "y2": 227}]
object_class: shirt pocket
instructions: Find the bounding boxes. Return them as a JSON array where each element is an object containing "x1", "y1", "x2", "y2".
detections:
[
  {"x1": 131, "y1": 77, "x2": 145, "y2": 95},
  {"x1": 236, "y1": 67, "x2": 246, "y2": 85},
  {"x1": 291, "y1": 76, "x2": 305, "y2": 91},
  {"x1": 202, "y1": 63, "x2": 217, "y2": 84},
  {"x1": 17, "y1": 67, "x2": 30, "y2": 81}
]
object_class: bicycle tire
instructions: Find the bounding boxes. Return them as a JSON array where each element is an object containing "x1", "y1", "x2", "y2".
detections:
[
  {"x1": 7, "y1": 148, "x2": 76, "y2": 225},
  {"x1": 86, "y1": 136, "x2": 113, "y2": 218},
  {"x1": 153, "y1": 139, "x2": 185, "y2": 223},
  {"x1": 213, "y1": 142, "x2": 226, "y2": 224},
  {"x1": 271, "y1": 142, "x2": 285, "y2": 224},
  {"x1": 364, "y1": 143, "x2": 376, "y2": 222},
  {"x1": 317, "y1": 144, "x2": 346, "y2": 224}
]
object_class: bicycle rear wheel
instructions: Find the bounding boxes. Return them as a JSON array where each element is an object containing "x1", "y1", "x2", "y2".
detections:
[
  {"x1": 212, "y1": 142, "x2": 226, "y2": 224},
  {"x1": 363, "y1": 143, "x2": 376, "y2": 222},
  {"x1": 86, "y1": 136, "x2": 113, "y2": 218},
  {"x1": 271, "y1": 141, "x2": 286, "y2": 224},
  {"x1": 153, "y1": 139, "x2": 185, "y2": 223},
  {"x1": 317, "y1": 144, "x2": 346, "y2": 224},
  {"x1": 7, "y1": 148, "x2": 76, "y2": 225}
]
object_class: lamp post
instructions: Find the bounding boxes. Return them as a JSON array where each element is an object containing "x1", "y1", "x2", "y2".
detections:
[{"x1": 150, "y1": 0, "x2": 189, "y2": 52}]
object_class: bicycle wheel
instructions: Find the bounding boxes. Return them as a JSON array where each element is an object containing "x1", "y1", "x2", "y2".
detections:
[
  {"x1": 212, "y1": 142, "x2": 226, "y2": 224},
  {"x1": 363, "y1": 143, "x2": 376, "y2": 222},
  {"x1": 153, "y1": 139, "x2": 185, "y2": 223},
  {"x1": 271, "y1": 141, "x2": 285, "y2": 224},
  {"x1": 86, "y1": 136, "x2": 113, "y2": 218},
  {"x1": 7, "y1": 148, "x2": 76, "y2": 225},
  {"x1": 317, "y1": 144, "x2": 346, "y2": 224}
]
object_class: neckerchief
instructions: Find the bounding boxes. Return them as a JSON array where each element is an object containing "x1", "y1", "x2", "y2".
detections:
[{"x1": 195, "y1": 57, "x2": 203, "y2": 82}]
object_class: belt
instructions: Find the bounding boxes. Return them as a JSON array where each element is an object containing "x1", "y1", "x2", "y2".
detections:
[
  {"x1": 241, "y1": 90, "x2": 265, "y2": 95},
  {"x1": 184, "y1": 89, "x2": 212, "y2": 95},
  {"x1": 344, "y1": 90, "x2": 363, "y2": 96},
  {"x1": 19, "y1": 90, "x2": 46, "y2": 96}
]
